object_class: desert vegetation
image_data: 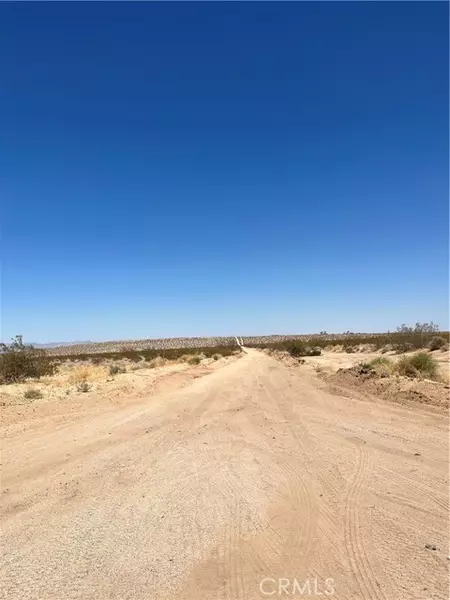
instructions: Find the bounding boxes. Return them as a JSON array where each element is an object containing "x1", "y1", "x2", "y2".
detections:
[
  {"x1": 246, "y1": 323, "x2": 447, "y2": 357},
  {"x1": 395, "y1": 352, "x2": 440, "y2": 380},
  {"x1": 361, "y1": 353, "x2": 441, "y2": 381},
  {"x1": 0, "y1": 336, "x2": 56, "y2": 383},
  {"x1": 23, "y1": 388, "x2": 44, "y2": 400},
  {"x1": 50, "y1": 344, "x2": 238, "y2": 364},
  {"x1": 427, "y1": 336, "x2": 447, "y2": 351},
  {"x1": 1, "y1": 324, "x2": 447, "y2": 396}
]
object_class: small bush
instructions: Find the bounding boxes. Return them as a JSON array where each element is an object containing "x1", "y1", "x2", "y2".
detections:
[
  {"x1": 428, "y1": 336, "x2": 447, "y2": 351},
  {"x1": 187, "y1": 355, "x2": 201, "y2": 365},
  {"x1": 394, "y1": 342, "x2": 415, "y2": 354},
  {"x1": 24, "y1": 388, "x2": 43, "y2": 400},
  {"x1": 345, "y1": 346, "x2": 355, "y2": 353},
  {"x1": 368, "y1": 356, "x2": 393, "y2": 368},
  {"x1": 77, "y1": 381, "x2": 92, "y2": 393},
  {"x1": 396, "y1": 352, "x2": 439, "y2": 380},
  {"x1": 283, "y1": 342, "x2": 306, "y2": 357},
  {"x1": 212, "y1": 353, "x2": 222, "y2": 361},
  {"x1": 380, "y1": 344, "x2": 394, "y2": 354},
  {"x1": 367, "y1": 357, "x2": 395, "y2": 376},
  {"x1": 305, "y1": 347, "x2": 321, "y2": 357},
  {"x1": 0, "y1": 336, "x2": 56, "y2": 384},
  {"x1": 129, "y1": 362, "x2": 146, "y2": 371},
  {"x1": 109, "y1": 363, "x2": 126, "y2": 376},
  {"x1": 148, "y1": 356, "x2": 166, "y2": 368},
  {"x1": 69, "y1": 365, "x2": 94, "y2": 385}
]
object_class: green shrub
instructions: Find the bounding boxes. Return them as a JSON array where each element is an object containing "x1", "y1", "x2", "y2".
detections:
[
  {"x1": 368, "y1": 356, "x2": 394, "y2": 368},
  {"x1": 428, "y1": 336, "x2": 447, "y2": 351},
  {"x1": 187, "y1": 355, "x2": 201, "y2": 365},
  {"x1": 24, "y1": 388, "x2": 43, "y2": 400},
  {"x1": 367, "y1": 356, "x2": 395, "y2": 376},
  {"x1": 0, "y1": 336, "x2": 56, "y2": 384},
  {"x1": 396, "y1": 352, "x2": 439, "y2": 380},
  {"x1": 282, "y1": 342, "x2": 305, "y2": 357}
]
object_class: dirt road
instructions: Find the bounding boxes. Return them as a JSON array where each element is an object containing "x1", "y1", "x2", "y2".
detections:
[{"x1": 1, "y1": 350, "x2": 448, "y2": 599}]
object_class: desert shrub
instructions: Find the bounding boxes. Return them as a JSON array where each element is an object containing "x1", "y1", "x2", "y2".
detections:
[
  {"x1": 187, "y1": 355, "x2": 201, "y2": 365},
  {"x1": 109, "y1": 363, "x2": 126, "y2": 376},
  {"x1": 368, "y1": 356, "x2": 394, "y2": 368},
  {"x1": 77, "y1": 381, "x2": 92, "y2": 393},
  {"x1": 394, "y1": 342, "x2": 415, "y2": 354},
  {"x1": 380, "y1": 344, "x2": 394, "y2": 354},
  {"x1": 345, "y1": 346, "x2": 355, "y2": 354},
  {"x1": 0, "y1": 336, "x2": 56, "y2": 384},
  {"x1": 69, "y1": 365, "x2": 94, "y2": 385},
  {"x1": 129, "y1": 362, "x2": 146, "y2": 371},
  {"x1": 440, "y1": 344, "x2": 449, "y2": 352},
  {"x1": 396, "y1": 352, "x2": 439, "y2": 380},
  {"x1": 366, "y1": 357, "x2": 395, "y2": 377},
  {"x1": 148, "y1": 356, "x2": 166, "y2": 368},
  {"x1": 361, "y1": 344, "x2": 377, "y2": 352},
  {"x1": 283, "y1": 341, "x2": 306, "y2": 357},
  {"x1": 24, "y1": 388, "x2": 43, "y2": 400},
  {"x1": 212, "y1": 353, "x2": 222, "y2": 361},
  {"x1": 428, "y1": 336, "x2": 447, "y2": 351},
  {"x1": 91, "y1": 357, "x2": 103, "y2": 365},
  {"x1": 305, "y1": 347, "x2": 321, "y2": 356}
]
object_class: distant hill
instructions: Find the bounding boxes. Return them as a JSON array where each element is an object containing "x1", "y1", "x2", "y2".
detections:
[{"x1": 32, "y1": 341, "x2": 93, "y2": 349}]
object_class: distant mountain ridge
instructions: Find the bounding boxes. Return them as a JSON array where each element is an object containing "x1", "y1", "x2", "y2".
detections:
[{"x1": 32, "y1": 341, "x2": 93, "y2": 349}]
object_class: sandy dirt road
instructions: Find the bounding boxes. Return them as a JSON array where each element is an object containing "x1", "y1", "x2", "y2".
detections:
[{"x1": 1, "y1": 349, "x2": 448, "y2": 600}]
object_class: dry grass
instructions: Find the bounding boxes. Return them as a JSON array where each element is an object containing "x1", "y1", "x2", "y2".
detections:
[
  {"x1": 68, "y1": 364, "x2": 108, "y2": 385},
  {"x1": 147, "y1": 357, "x2": 167, "y2": 369},
  {"x1": 129, "y1": 362, "x2": 147, "y2": 371}
]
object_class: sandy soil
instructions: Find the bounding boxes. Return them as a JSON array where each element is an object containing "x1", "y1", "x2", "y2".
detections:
[{"x1": 1, "y1": 349, "x2": 448, "y2": 599}]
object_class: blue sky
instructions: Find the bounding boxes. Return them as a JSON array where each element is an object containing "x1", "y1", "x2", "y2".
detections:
[{"x1": 2, "y1": 2, "x2": 448, "y2": 342}]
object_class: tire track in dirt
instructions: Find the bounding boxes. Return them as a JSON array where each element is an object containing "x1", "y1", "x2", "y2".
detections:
[
  {"x1": 344, "y1": 445, "x2": 386, "y2": 600},
  {"x1": 379, "y1": 466, "x2": 449, "y2": 514}
]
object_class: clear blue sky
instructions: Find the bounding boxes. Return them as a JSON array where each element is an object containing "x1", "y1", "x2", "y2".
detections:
[{"x1": 2, "y1": 2, "x2": 448, "y2": 343}]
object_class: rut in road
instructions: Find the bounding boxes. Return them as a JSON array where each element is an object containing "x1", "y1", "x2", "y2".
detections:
[{"x1": 1, "y1": 349, "x2": 448, "y2": 600}]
